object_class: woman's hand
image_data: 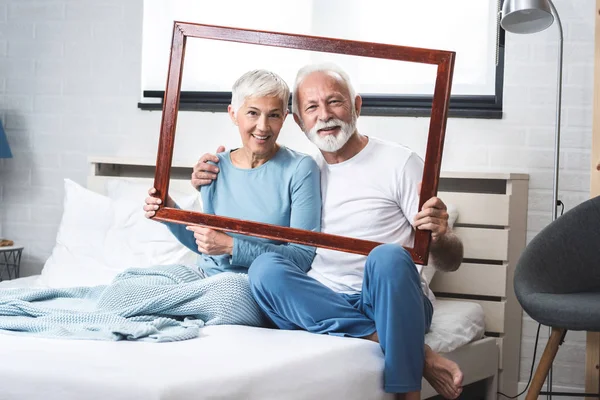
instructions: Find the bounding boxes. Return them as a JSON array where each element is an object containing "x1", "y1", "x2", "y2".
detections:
[
  {"x1": 186, "y1": 225, "x2": 234, "y2": 255},
  {"x1": 143, "y1": 187, "x2": 175, "y2": 218}
]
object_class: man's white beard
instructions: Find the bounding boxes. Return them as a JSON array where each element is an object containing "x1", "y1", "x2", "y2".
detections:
[{"x1": 304, "y1": 115, "x2": 356, "y2": 153}]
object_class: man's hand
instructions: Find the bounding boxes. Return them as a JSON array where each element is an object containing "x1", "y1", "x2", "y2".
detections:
[
  {"x1": 414, "y1": 194, "x2": 463, "y2": 272},
  {"x1": 186, "y1": 225, "x2": 234, "y2": 255},
  {"x1": 191, "y1": 146, "x2": 225, "y2": 189},
  {"x1": 413, "y1": 196, "x2": 449, "y2": 242},
  {"x1": 143, "y1": 187, "x2": 175, "y2": 218}
]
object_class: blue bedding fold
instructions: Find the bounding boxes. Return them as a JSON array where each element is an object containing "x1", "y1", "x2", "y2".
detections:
[{"x1": 0, "y1": 265, "x2": 265, "y2": 342}]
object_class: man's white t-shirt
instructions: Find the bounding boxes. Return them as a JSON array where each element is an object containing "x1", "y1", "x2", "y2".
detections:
[{"x1": 308, "y1": 136, "x2": 433, "y2": 300}]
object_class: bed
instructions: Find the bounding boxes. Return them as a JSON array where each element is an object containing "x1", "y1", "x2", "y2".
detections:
[{"x1": 0, "y1": 157, "x2": 529, "y2": 400}]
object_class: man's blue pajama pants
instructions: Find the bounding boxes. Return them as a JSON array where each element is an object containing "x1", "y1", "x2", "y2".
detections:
[{"x1": 248, "y1": 243, "x2": 434, "y2": 393}]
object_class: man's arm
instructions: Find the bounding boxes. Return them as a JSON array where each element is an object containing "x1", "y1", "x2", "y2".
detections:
[
  {"x1": 429, "y1": 229, "x2": 463, "y2": 272},
  {"x1": 414, "y1": 196, "x2": 464, "y2": 272}
]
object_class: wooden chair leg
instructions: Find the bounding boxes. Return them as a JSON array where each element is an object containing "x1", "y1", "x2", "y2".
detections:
[{"x1": 525, "y1": 327, "x2": 567, "y2": 400}]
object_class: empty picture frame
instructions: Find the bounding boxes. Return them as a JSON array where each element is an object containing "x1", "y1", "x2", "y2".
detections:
[{"x1": 151, "y1": 21, "x2": 455, "y2": 265}]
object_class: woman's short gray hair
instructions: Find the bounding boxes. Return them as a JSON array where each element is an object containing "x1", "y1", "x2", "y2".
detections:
[
  {"x1": 230, "y1": 70, "x2": 290, "y2": 114},
  {"x1": 291, "y1": 63, "x2": 357, "y2": 116}
]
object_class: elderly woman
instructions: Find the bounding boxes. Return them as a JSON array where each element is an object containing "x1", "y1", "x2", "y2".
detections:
[{"x1": 144, "y1": 70, "x2": 321, "y2": 326}]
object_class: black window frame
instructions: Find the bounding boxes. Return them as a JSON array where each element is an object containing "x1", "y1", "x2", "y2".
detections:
[{"x1": 138, "y1": 29, "x2": 505, "y2": 119}]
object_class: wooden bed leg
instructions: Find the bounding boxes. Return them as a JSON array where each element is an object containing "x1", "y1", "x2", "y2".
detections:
[
  {"x1": 484, "y1": 371, "x2": 498, "y2": 400},
  {"x1": 525, "y1": 327, "x2": 566, "y2": 400}
]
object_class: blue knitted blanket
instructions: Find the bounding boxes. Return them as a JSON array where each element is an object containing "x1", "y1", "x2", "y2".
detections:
[{"x1": 0, "y1": 265, "x2": 266, "y2": 342}]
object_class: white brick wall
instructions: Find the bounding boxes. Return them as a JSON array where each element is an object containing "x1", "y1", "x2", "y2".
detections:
[{"x1": 0, "y1": 0, "x2": 595, "y2": 394}]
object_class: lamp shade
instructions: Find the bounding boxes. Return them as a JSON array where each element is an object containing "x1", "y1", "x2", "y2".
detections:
[
  {"x1": 501, "y1": 0, "x2": 554, "y2": 34},
  {"x1": 0, "y1": 121, "x2": 12, "y2": 159}
]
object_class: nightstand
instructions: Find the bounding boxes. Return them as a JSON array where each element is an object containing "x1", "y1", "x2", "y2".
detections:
[{"x1": 0, "y1": 245, "x2": 23, "y2": 281}]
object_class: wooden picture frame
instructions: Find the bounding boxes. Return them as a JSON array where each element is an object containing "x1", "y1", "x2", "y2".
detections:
[{"x1": 151, "y1": 21, "x2": 455, "y2": 265}]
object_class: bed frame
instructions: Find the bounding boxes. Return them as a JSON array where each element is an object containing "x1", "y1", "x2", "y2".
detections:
[{"x1": 89, "y1": 157, "x2": 529, "y2": 400}]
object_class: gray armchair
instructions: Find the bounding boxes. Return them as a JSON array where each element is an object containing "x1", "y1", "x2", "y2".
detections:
[{"x1": 514, "y1": 195, "x2": 600, "y2": 400}]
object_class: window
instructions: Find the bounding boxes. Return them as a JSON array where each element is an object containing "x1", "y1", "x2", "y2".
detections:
[{"x1": 139, "y1": 0, "x2": 504, "y2": 118}]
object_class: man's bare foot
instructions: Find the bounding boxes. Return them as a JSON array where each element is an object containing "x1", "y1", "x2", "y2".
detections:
[
  {"x1": 361, "y1": 333, "x2": 462, "y2": 398},
  {"x1": 423, "y1": 345, "x2": 463, "y2": 399}
]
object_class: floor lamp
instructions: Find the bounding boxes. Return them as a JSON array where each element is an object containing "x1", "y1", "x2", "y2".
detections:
[
  {"x1": 501, "y1": 1, "x2": 563, "y2": 398},
  {"x1": 501, "y1": 0, "x2": 563, "y2": 222}
]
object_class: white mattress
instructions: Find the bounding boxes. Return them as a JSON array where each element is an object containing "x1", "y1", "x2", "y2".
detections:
[{"x1": 0, "y1": 276, "x2": 485, "y2": 400}]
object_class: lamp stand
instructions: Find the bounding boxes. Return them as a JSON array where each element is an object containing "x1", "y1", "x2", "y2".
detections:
[
  {"x1": 549, "y1": 0, "x2": 563, "y2": 223},
  {"x1": 547, "y1": 2, "x2": 564, "y2": 399}
]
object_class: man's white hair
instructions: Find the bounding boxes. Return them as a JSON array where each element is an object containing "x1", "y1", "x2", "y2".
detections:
[
  {"x1": 291, "y1": 63, "x2": 357, "y2": 117},
  {"x1": 230, "y1": 69, "x2": 290, "y2": 114}
]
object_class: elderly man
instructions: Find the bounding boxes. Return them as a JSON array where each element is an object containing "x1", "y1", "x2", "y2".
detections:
[{"x1": 192, "y1": 64, "x2": 464, "y2": 400}]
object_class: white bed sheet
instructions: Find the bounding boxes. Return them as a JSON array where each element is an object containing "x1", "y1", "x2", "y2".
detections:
[{"x1": 0, "y1": 276, "x2": 485, "y2": 400}]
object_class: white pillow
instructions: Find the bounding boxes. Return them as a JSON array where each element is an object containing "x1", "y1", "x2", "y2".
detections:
[
  {"x1": 104, "y1": 178, "x2": 202, "y2": 210},
  {"x1": 41, "y1": 179, "x2": 202, "y2": 288},
  {"x1": 102, "y1": 178, "x2": 202, "y2": 268},
  {"x1": 40, "y1": 179, "x2": 122, "y2": 288},
  {"x1": 102, "y1": 193, "x2": 201, "y2": 270}
]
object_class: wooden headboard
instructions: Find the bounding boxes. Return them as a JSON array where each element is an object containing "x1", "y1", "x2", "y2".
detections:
[{"x1": 88, "y1": 156, "x2": 529, "y2": 397}]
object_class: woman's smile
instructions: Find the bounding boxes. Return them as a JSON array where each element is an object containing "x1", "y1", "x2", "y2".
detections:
[{"x1": 251, "y1": 133, "x2": 271, "y2": 142}]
